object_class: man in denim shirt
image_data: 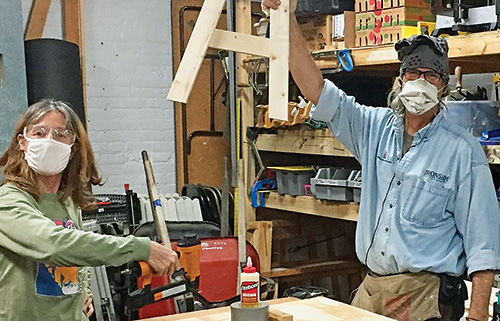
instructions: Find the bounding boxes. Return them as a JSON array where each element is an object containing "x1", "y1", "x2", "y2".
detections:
[{"x1": 263, "y1": 1, "x2": 500, "y2": 320}]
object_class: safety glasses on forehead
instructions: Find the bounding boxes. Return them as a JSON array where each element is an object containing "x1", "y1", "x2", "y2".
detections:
[{"x1": 24, "y1": 125, "x2": 76, "y2": 145}]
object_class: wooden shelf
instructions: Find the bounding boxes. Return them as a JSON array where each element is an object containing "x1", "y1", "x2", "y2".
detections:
[
  {"x1": 256, "y1": 128, "x2": 353, "y2": 157},
  {"x1": 258, "y1": 129, "x2": 498, "y2": 164},
  {"x1": 264, "y1": 192, "x2": 359, "y2": 222},
  {"x1": 262, "y1": 259, "x2": 364, "y2": 279},
  {"x1": 313, "y1": 30, "x2": 500, "y2": 73}
]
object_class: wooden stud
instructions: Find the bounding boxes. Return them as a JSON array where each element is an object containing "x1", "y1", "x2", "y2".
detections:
[
  {"x1": 25, "y1": 0, "x2": 52, "y2": 40},
  {"x1": 63, "y1": 0, "x2": 82, "y2": 46},
  {"x1": 268, "y1": 0, "x2": 289, "y2": 120},
  {"x1": 236, "y1": 0, "x2": 252, "y2": 87},
  {"x1": 62, "y1": 0, "x2": 87, "y2": 118},
  {"x1": 239, "y1": 86, "x2": 256, "y2": 222}
]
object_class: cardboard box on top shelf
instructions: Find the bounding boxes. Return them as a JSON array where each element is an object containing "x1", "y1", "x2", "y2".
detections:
[
  {"x1": 355, "y1": 0, "x2": 432, "y2": 13},
  {"x1": 355, "y1": 6, "x2": 435, "y2": 31},
  {"x1": 355, "y1": 22, "x2": 436, "y2": 47},
  {"x1": 298, "y1": 15, "x2": 334, "y2": 52}
]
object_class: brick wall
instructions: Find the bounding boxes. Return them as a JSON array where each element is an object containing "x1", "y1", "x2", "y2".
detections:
[{"x1": 21, "y1": 0, "x2": 176, "y2": 195}]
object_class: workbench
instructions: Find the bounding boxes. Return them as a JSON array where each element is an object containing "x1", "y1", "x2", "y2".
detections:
[{"x1": 141, "y1": 296, "x2": 395, "y2": 321}]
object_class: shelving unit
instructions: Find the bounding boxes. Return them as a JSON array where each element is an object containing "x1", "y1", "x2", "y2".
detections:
[
  {"x1": 256, "y1": 128, "x2": 353, "y2": 157},
  {"x1": 313, "y1": 30, "x2": 500, "y2": 74},
  {"x1": 236, "y1": 4, "x2": 500, "y2": 300}
]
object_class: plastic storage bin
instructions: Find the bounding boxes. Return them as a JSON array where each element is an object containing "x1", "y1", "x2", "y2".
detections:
[
  {"x1": 268, "y1": 166, "x2": 316, "y2": 196},
  {"x1": 311, "y1": 168, "x2": 356, "y2": 201},
  {"x1": 347, "y1": 170, "x2": 362, "y2": 203}
]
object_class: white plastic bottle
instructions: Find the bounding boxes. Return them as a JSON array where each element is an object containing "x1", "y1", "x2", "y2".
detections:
[{"x1": 240, "y1": 256, "x2": 259, "y2": 308}]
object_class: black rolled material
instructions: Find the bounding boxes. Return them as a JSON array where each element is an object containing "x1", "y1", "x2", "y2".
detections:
[{"x1": 24, "y1": 38, "x2": 86, "y2": 126}]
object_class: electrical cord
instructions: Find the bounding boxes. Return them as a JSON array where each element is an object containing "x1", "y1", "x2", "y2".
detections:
[{"x1": 364, "y1": 173, "x2": 396, "y2": 269}]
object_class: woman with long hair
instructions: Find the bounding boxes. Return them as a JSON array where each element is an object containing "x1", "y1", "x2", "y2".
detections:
[{"x1": 0, "y1": 99, "x2": 179, "y2": 321}]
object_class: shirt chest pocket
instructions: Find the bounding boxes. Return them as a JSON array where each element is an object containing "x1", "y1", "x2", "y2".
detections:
[{"x1": 402, "y1": 179, "x2": 452, "y2": 226}]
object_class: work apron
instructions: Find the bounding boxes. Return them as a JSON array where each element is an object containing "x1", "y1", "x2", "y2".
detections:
[{"x1": 351, "y1": 271, "x2": 441, "y2": 321}]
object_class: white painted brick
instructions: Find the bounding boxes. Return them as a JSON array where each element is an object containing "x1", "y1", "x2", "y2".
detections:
[{"x1": 21, "y1": 0, "x2": 177, "y2": 195}]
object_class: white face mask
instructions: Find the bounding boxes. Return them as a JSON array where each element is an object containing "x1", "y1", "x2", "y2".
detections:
[
  {"x1": 398, "y1": 78, "x2": 440, "y2": 115},
  {"x1": 24, "y1": 137, "x2": 73, "y2": 175}
]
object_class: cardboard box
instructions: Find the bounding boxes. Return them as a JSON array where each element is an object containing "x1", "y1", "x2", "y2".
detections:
[
  {"x1": 333, "y1": 11, "x2": 356, "y2": 48},
  {"x1": 355, "y1": 7, "x2": 435, "y2": 31},
  {"x1": 298, "y1": 15, "x2": 334, "y2": 51},
  {"x1": 344, "y1": 11, "x2": 356, "y2": 48},
  {"x1": 355, "y1": 0, "x2": 432, "y2": 13},
  {"x1": 298, "y1": 12, "x2": 356, "y2": 52},
  {"x1": 354, "y1": 22, "x2": 436, "y2": 47}
]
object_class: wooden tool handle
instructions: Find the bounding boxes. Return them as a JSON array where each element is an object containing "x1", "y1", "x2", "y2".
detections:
[
  {"x1": 455, "y1": 65, "x2": 463, "y2": 91},
  {"x1": 142, "y1": 150, "x2": 172, "y2": 250}
]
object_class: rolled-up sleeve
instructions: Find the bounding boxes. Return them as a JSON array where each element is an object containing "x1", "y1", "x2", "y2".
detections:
[
  {"x1": 454, "y1": 162, "x2": 500, "y2": 275},
  {"x1": 310, "y1": 79, "x2": 392, "y2": 162}
]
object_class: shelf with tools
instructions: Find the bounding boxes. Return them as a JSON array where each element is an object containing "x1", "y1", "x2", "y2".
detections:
[
  {"x1": 313, "y1": 30, "x2": 500, "y2": 73},
  {"x1": 244, "y1": 31, "x2": 500, "y2": 75},
  {"x1": 311, "y1": 30, "x2": 500, "y2": 74},
  {"x1": 255, "y1": 128, "x2": 353, "y2": 157}
]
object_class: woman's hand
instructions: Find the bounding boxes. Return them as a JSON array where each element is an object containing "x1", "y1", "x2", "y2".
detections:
[
  {"x1": 147, "y1": 241, "x2": 181, "y2": 276},
  {"x1": 83, "y1": 294, "x2": 94, "y2": 317}
]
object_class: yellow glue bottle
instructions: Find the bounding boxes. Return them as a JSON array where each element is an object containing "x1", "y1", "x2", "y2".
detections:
[{"x1": 240, "y1": 256, "x2": 259, "y2": 308}]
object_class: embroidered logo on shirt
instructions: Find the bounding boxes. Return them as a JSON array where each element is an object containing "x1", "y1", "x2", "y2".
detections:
[
  {"x1": 35, "y1": 218, "x2": 79, "y2": 297},
  {"x1": 424, "y1": 170, "x2": 449, "y2": 184}
]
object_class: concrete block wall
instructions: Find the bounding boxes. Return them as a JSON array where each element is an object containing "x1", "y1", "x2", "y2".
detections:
[
  {"x1": 21, "y1": 0, "x2": 176, "y2": 195},
  {"x1": 0, "y1": 0, "x2": 27, "y2": 155}
]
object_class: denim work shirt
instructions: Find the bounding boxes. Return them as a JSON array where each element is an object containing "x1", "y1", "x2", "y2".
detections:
[{"x1": 311, "y1": 79, "x2": 500, "y2": 276}]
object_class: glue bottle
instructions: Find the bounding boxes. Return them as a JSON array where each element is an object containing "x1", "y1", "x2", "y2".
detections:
[
  {"x1": 494, "y1": 291, "x2": 500, "y2": 321},
  {"x1": 240, "y1": 256, "x2": 259, "y2": 308}
]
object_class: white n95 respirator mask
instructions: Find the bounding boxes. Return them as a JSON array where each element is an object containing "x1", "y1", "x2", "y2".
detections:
[
  {"x1": 24, "y1": 137, "x2": 73, "y2": 175},
  {"x1": 398, "y1": 78, "x2": 440, "y2": 115}
]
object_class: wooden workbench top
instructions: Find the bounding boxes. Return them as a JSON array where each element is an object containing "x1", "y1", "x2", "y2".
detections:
[{"x1": 141, "y1": 296, "x2": 395, "y2": 321}]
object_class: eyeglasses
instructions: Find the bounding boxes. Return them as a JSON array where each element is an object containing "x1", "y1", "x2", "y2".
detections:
[
  {"x1": 404, "y1": 69, "x2": 442, "y2": 83},
  {"x1": 24, "y1": 125, "x2": 75, "y2": 144}
]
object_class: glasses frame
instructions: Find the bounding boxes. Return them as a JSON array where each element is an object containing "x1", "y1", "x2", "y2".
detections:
[
  {"x1": 403, "y1": 69, "x2": 442, "y2": 84},
  {"x1": 24, "y1": 125, "x2": 76, "y2": 145}
]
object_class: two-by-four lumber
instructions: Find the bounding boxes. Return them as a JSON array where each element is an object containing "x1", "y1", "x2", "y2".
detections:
[
  {"x1": 25, "y1": 0, "x2": 52, "y2": 40},
  {"x1": 168, "y1": 0, "x2": 290, "y2": 120}
]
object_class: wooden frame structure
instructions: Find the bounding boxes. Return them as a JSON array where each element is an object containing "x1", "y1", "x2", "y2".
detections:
[{"x1": 167, "y1": 0, "x2": 290, "y2": 120}]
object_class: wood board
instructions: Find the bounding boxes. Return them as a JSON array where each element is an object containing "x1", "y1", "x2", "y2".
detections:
[
  {"x1": 168, "y1": 0, "x2": 290, "y2": 120},
  {"x1": 140, "y1": 296, "x2": 395, "y2": 320}
]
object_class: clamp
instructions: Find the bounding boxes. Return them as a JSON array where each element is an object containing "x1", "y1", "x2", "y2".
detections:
[
  {"x1": 251, "y1": 178, "x2": 277, "y2": 208},
  {"x1": 479, "y1": 128, "x2": 500, "y2": 145},
  {"x1": 310, "y1": 49, "x2": 354, "y2": 73}
]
